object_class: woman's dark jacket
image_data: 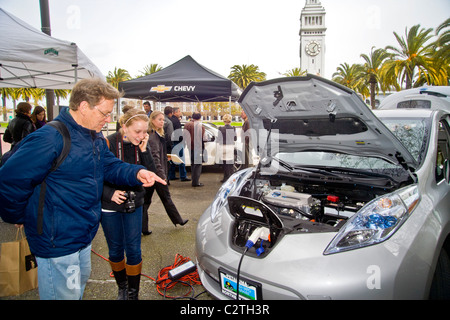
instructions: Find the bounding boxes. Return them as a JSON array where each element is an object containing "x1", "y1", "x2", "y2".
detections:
[
  {"x1": 3, "y1": 113, "x2": 35, "y2": 147},
  {"x1": 101, "y1": 131, "x2": 157, "y2": 212},
  {"x1": 218, "y1": 124, "x2": 237, "y2": 145},
  {"x1": 148, "y1": 130, "x2": 168, "y2": 181}
]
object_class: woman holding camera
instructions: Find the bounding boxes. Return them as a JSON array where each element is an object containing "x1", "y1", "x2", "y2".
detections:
[{"x1": 101, "y1": 109, "x2": 156, "y2": 300}]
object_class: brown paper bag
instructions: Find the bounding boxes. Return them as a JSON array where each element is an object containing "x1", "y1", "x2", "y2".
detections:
[{"x1": 0, "y1": 229, "x2": 38, "y2": 297}]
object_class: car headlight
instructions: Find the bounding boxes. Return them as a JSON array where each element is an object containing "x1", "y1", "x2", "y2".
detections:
[
  {"x1": 324, "y1": 185, "x2": 419, "y2": 255},
  {"x1": 210, "y1": 168, "x2": 252, "y2": 221}
]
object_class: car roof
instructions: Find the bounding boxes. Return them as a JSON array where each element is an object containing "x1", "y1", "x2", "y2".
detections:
[
  {"x1": 374, "y1": 108, "x2": 436, "y2": 118},
  {"x1": 379, "y1": 86, "x2": 450, "y2": 111}
]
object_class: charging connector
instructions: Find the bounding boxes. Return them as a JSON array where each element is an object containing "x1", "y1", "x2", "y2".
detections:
[
  {"x1": 236, "y1": 226, "x2": 271, "y2": 300},
  {"x1": 168, "y1": 260, "x2": 197, "y2": 280},
  {"x1": 245, "y1": 227, "x2": 270, "y2": 249}
]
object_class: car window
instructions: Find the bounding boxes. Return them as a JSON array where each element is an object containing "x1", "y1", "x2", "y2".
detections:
[
  {"x1": 379, "y1": 117, "x2": 430, "y2": 163},
  {"x1": 397, "y1": 100, "x2": 431, "y2": 109},
  {"x1": 436, "y1": 117, "x2": 450, "y2": 182}
]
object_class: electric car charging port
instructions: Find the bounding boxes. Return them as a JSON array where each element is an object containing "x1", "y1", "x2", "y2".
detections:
[{"x1": 228, "y1": 196, "x2": 284, "y2": 257}]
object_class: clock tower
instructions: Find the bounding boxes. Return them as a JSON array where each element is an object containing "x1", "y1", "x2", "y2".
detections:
[{"x1": 299, "y1": 0, "x2": 326, "y2": 76}]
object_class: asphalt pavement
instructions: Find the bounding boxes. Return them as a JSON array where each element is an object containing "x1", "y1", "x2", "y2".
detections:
[{"x1": 0, "y1": 166, "x2": 225, "y2": 300}]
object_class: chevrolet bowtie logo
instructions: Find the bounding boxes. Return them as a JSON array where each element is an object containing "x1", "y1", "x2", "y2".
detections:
[{"x1": 150, "y1": 85, "x2": 172, "y2": 93}]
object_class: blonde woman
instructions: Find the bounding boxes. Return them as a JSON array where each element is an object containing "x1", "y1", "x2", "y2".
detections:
[
  {"x1": 101, "y1": 109, "x2": 157, "y2": 300},
  {"x1": 144, "y1": 111, "x2": 188, "y2": 227}
]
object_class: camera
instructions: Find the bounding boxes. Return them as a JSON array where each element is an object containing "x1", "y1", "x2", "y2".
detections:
[{"x1": 123, "y1": 191, "x2": 136, "y2": 213}]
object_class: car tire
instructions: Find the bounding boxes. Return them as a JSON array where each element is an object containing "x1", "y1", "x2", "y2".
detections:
[{"x1": 429, "y1": 248, "x2": 450, "y2": 300}]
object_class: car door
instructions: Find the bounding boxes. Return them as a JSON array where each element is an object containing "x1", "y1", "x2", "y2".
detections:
[{"x1": 434, "y1": 116, "x2": 450, "y2": 223}]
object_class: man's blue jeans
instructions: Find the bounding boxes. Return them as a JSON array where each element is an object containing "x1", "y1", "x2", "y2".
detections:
[
  {"x1": 101, "y1": 206, "x2": 142, "y2": 265},
  {"x1": 36, "y1": 244, "x2": 92, "y2": 300}
]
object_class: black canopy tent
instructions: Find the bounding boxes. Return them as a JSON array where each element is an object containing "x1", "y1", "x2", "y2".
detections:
[{"x1": 118, "y1": 55, "x2": 241, "y2": 102}]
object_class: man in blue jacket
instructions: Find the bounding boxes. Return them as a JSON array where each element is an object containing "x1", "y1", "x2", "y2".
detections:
[{"x1": 0, "y1": 78, "x2": 166, "y2": 300}]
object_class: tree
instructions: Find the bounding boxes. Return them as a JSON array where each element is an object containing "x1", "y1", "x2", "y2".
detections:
[
  {"x1": 1, "y1": 88, "x2": 13, "y2": 121},
  {"x1": 106, "y1": 67, "x2": 131, "y2": 89},
  {"x1": 228, "y1": 64, "x2": 266, "y2": 90},
  {"x1": 14, "y1": 88, "x2": 45, "y2": 103},
  {"x1": 138, "y1": 64, "x2": 163, "y2": 77},
  {"x1": 282, "y1": 67, "x2": 307, "y2": 77},
  {"x1": 430, "y1": 18, "x2": 450, "y2": 85},
  {"x1": 54, "y1": 89, "x2": 71, "y2": 107},
  {"x1": 384, "y1": 24, "x2": 434, "y2": 89},
  {"x1": 332, "y1": 63, "x2": 365, "y2": 93},
  {"x1": 360, "y1": 47, "x2": 392, "y2": 108}
]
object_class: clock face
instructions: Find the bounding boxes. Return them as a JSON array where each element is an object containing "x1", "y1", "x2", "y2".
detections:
[{"x1": 306, "y1": 41, "x2": 321, "y2": 56}]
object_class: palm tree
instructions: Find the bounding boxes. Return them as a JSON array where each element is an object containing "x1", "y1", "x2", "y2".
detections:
[
  {"x1": 106, "y1": 67, "x2": 131, "y2": 89},
  {"x1": 360, "y1": 47, "x2": 392, "y2": 108},
  {"x1": 282, "y1": 67, "x2": 307, "y2": 77},
  {"x1": 430, "y1": 18, "x2": 450, "y2": 85},
  {"x1": 54, "y1": 89, "x2": 71, "y2": 108},
  {"x1": 228, "y1": 64, "x2": 266, "y2": 90},
  {"x1": 138, "y1": 64, "x2": 163, "y2": 77},
  {"x1": 332, "y1": 63, "x2": 363, "y2": 91},
  {"x1": 1, "y1": 88, "x2": 13, "y2": 121},
  {"x1": 14, "y1": 88, "x2": 45, "y2": 103},
  {"x1": 384, "y1": 24, "x2": 434, "y2": 89}
]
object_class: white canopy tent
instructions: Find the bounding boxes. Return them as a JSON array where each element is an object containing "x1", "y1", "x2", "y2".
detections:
[{"x1": 0, "y1": 8, "x2": 104, "y2": 89}]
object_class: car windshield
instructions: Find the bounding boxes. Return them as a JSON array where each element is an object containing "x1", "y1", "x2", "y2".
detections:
[{"x1": 276, "y1": 151, "x2": 399, "y2": 170}]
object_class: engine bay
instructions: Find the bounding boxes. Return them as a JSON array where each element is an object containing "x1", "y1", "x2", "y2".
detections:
[{"x1": 229, "y1": 172, "x2": 396, "y2": 256}]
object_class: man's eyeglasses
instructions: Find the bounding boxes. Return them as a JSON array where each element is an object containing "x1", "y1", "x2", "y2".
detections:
[{"x1": 94, "y1": 106, "x2": 112, "y2": 119}]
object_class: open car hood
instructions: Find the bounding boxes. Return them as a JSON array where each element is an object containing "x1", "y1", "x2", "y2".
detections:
[{"x1": 238, "y1": 75, "x2": 417, "y2": 171}]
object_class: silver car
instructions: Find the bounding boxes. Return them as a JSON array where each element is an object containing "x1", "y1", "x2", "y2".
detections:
[
  {"x1": 180, "y1": 122, "x2": 258, "y2": 170},
  {"x1": 379, "y1": 86, "x2": 450, "y2": 110},
  {"x1": 195, "y1": 75, "x2": 450, "y2": 300}
]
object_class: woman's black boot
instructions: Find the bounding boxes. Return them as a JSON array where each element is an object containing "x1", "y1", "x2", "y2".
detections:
[
  {"x1": 110, "y1": 260, "x2": 128, "y2": 300},
  {"x1": 126, "y1": 261, "x2": 142, "y2": 300}
]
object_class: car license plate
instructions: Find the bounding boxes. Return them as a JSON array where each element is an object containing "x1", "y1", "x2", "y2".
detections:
[{"x1": 219, "y1": 267, "x2": 262, "y2": 300}]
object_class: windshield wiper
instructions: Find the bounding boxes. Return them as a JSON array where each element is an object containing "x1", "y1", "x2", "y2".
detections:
[
  {"x1": 298, "y1": 166, "x2": 399, "y2": 187},
  {"x1": 267, "y1": 156, "x2": 294, "y2": 172}
]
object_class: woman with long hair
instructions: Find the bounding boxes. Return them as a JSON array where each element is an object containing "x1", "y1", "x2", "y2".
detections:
[
  {"x1": 3, "y1": 102, "x2": 35, "y2": 148},
  {"x1": 30, "y1": 105, "x2": 47, "y2": 129},
  {"x1": 143, "y1": 110, "x2": 188, "y2": 230},
  {"x1": 101, "y1": 109, "x2": 156, "y2": 300}
]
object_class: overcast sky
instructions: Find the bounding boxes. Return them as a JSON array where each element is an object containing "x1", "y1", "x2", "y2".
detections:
[{"x1": 1, "y1": 0, "x2": 449, "y2": 81}]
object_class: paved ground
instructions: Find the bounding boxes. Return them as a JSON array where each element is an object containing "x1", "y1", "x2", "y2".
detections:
[{"x1": 0, "y1": 166, "x2": 226, "y2": 300}]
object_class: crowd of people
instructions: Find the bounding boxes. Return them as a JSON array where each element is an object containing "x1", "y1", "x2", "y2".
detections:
[
  {"x1": 0, "y1": 78, "x2": 251, "y2": 301},
  {"x1": 2, "y1": 102, "x2": 46, "y2": 147}
]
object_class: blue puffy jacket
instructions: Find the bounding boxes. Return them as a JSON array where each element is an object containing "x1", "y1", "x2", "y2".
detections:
[{"x1": 0, "y1": 107, "x2": 145, "y2": 258}]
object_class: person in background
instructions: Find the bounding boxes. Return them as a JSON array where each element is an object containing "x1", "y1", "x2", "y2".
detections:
[
  {"x1": 3, "y1": 102, "x2": 35, "y2": 149},
  {"x1": 163, "y1": 106, "x2": 174, "y2": 153},
  {"x1": 218, "y1": 114, "x2": 236, "y2": 182},
  {"x1": 241, "y1": 110, "x2": 250, "y2": 169},
  {"x1": 184, "y1": 112, "x2": 206, "y2": 187},
  {"x1": 116, "y1": 104, "x2": 135, "y2": 131},
  {"x1": 168, "y1": 107, "x2": 190, "y2": 181},
  {"x1": 31, "y1": 106, "x2": 47, "y2": 129},
  {"x1": 144, "y1": 110, "x2": 188, "y2": 227},
  {"x1": 143, "y1": 101, "x2": 152, "y2": 117},
  {"x1": 0, "y1": 78, "x2": 165, "y2": 300},
  {"x1": 102, "y1": 109, "x2": 156, "y2": 300}
]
